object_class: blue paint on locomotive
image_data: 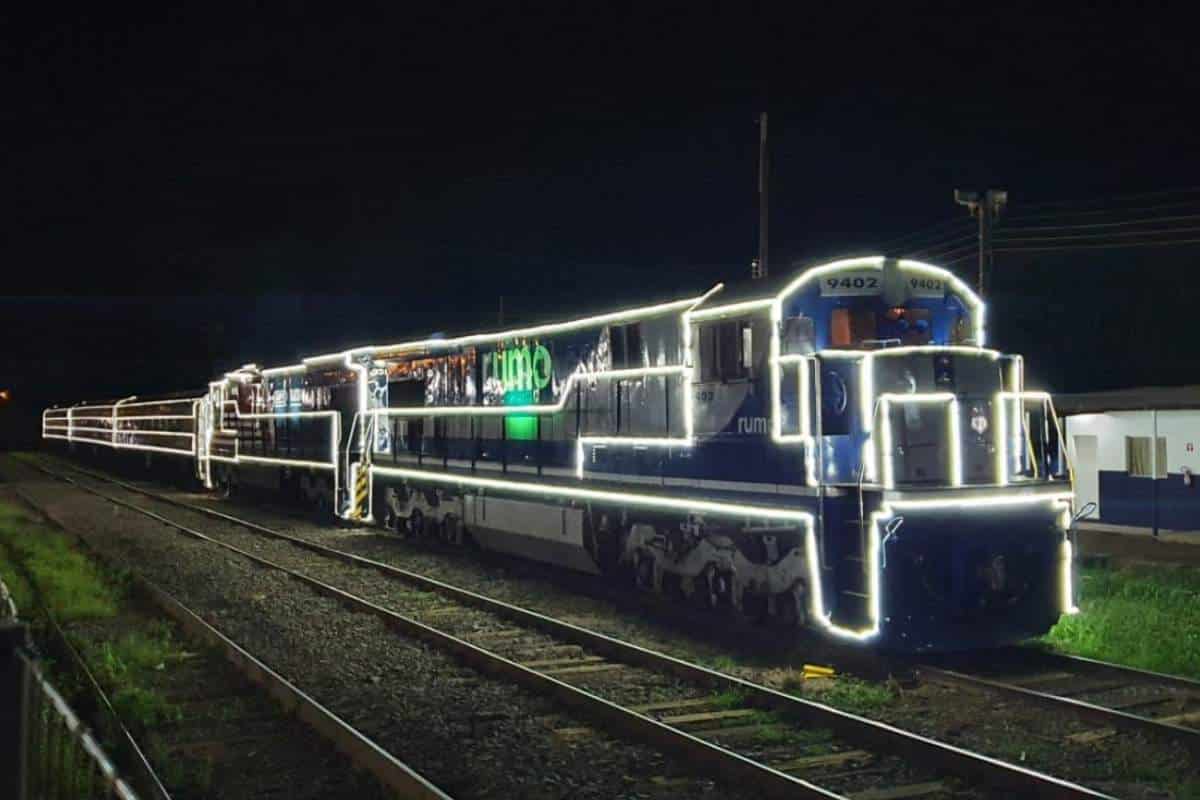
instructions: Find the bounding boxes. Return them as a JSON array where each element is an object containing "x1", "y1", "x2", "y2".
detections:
[{"x1": 876, "y1": 503, "x2": 1064, "y2": 651}]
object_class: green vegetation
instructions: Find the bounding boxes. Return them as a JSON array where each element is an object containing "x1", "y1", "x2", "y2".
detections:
[
  {"x1": 90, "y1": 623, "x2": 177, "y2": 684},
  {"x1": 1046, "y1": 564, "x2": 1200, "y2": 680},
  {"x1": 0, "y1": 502, "x2": 119, "y2": 621},
  {"x1": 809, "y1": 676, "x2": 894, "y2": 714},
  {"x1": 0, "y1": 499, "x2": 189, "y2": 771},
  {"x1": 87, "y1": 625, "x2": 184, "y2": 729},
  {"x1": 709, "y1": 688, "x2": 748, "y2": 709},
  {"x1": 702, "y1": 654, "x2": 741, "y2": 673},
  {"x1": 779, "y1": 670, "x2": 895, "y2": 715}
]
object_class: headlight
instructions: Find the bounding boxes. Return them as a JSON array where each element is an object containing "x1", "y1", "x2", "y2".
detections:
[{"x1": 970, "y1": 413, "x2": 989, "y2": 435}]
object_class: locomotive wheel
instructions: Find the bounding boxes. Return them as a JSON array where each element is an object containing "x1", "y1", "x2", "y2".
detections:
[
  {"x1": 407, "y1": 508, "x2": 424, "y2": 538},
  {"x1": 693, "y1": 564, "x2": 720, "y2": 610},
  {"x1": 773, "y1": 586, "x2": 806, "y2": 629},
  {"x1": 442, "y1": 514, "x2": 461, "y2": 545},
  {"x1": 635, "y1": 554, "x2": 654, "y2": 591}
]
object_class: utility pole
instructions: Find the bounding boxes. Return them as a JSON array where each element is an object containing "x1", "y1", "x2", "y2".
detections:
[
  {"x1": 753, "y1": 112, "x2": 769, "y2": 280},
  {"x1": 954, "y1": 188, "x2": 1007, "y2": 298}
]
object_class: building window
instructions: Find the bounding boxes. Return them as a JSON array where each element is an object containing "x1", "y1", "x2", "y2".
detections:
[{"x1": 1126, "y1": 436, "x2": 1167, "y2": 478}]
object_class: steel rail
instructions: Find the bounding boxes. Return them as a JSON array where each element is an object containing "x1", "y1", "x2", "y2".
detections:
[
  {"x1": 919, "y1": 660, "x2": 1200, "y2": 759},
  {"x1": 35, "y1": 463, "x2": 844, "y2": 800},
  {"x1": 1035, "y1": 651, "x2": 1200, "y2": 696},
  {"x1": 14, "y1": 484, "x2": 450, "y2": 800},
  {"x1": 38, "y1": 458, "x2": 1117, "y2": 800}
]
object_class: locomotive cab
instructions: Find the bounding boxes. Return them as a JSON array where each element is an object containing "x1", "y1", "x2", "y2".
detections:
[{"x1": 764, "y1": 259, "x2": 1075, "y2": 650}]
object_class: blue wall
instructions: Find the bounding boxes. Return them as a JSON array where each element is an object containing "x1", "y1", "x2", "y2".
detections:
[{"x1": 1099, "y1": 471, "x2": 1200, "y2": 531}]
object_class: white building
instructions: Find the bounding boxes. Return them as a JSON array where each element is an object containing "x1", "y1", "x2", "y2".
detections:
[{"x1": 1059, "y1": 386, "x2": 1200, "y2": 532}]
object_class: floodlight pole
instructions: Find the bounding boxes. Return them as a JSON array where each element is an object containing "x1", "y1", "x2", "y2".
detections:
[{"x1": 954, "y1": 188, "x2": 1007, "y2": 299}]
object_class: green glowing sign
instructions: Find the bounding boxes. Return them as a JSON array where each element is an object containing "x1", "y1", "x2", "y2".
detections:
[
  {"x1": 491, "y1": 344, "x2": 553, "y2": 394},
  {"x1": 490, "y1": 344, "x2": 553, "y2": 441}
]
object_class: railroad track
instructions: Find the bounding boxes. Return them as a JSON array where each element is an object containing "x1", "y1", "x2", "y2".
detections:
[
  {"x1": 27, "y1": 457, "x2": 1119, "y2": 800},
  {"x1": 4, "y1": 490, "x2": 445, "y2": 800},
  {"x1": 919, "y1": 649, "x2": 1200, "y2": 758}
]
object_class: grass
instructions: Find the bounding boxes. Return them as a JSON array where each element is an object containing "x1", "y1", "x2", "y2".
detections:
[
  {"x1": 90, "y1": 623, "x2": 177, "y2": 684},
  {"x1": 86, "y1": 624, "x2": 183, "y2": 729},
  {"x1": 778, "y1": 669, "x2": 895, "y2": 715},
  {"x1": 709, "y1": 688, "x2": 748, "y2": 709},
  {"x1": 0, "y1": 499, "x2": 182, "y2": 730},
  {"x1": 0, "y1": 501, "x2": 119, "y2": 622},
  {"x1": 1045, "y1": 564, "x2": 1200, "y2": 679},
  {"x1": 807, "y1": 677, "x2": 895, "y2": 714}
]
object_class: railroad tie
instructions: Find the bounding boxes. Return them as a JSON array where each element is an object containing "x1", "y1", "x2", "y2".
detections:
[
  {"x1": 539, "y1": 662, "x2": 628, "y2": 677},
  {"x1": 692, "y1": 723, "x2": 783, "y2": 743},
  {"x1": 1066, "y1": 727, "x2": 1116, "y2": 745},
  {"x1": 1066, "y1": 708, "x2": 1200, "y2": 747},
  {"x1": 466, "y1": 628, "x2": 526, "y2": 642},
  {"x1": 521, "y1": 655, "x2": 606, "y2": 670},
  {"x1": 505, "y1": 643, "x2": 584, "y2": 659},
  {"x1": 1010, "y1": 671, "x2": 1075, "y2": 687},
  {"x1": 850, "y1": 781, "x2": 947, "y2": 800},
  {"x1": 1106, "y1": 694, "x2": 1173, "y2": 711},
  {"x1": 629, "y1": 697, "x2": 717, "y2": 714},
  {"x1": 771, "y1": 750, "x2": 874, "y2": 772},
  {"x1": 413, "y1": 605, "x2": 463, "y2": 619},
  {"x1": 551, "y1": 726, "x2": 594, "y2": 739},
  {"x1": 1055, "y1": 680, "x2": 1129, "y2": 697},
  {"x1": 1155, "y1": 709, "x2": 1200, "y2": 727},
  {"x1": 658, "y1": 709, "x2": 759, "y2": 727}
]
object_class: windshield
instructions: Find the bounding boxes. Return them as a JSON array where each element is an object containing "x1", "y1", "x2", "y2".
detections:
[{"x1": 830, "y1": 307, "x2": 933, "y2": 348}]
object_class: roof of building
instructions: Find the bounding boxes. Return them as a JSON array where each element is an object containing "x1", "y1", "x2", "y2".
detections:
[{"x1": 1056, "y1": 385, "x2": 1200, "y2": 415}]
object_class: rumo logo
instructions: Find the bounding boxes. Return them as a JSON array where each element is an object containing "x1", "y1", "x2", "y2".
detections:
[
  {"x1": 737, "y1": 416, "x2": 769, "y2": 435},
  {"x1": 491, "y1": 344, "x2": 553, "y2": 393}
]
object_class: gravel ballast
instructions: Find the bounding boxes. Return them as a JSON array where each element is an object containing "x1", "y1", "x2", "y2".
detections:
[
  {"x1": 12, "y1": 452, "x2": 1200, "y2": 798},
  {"x1": 8, "y1": 467, "x2": 758, "y2": 800}
]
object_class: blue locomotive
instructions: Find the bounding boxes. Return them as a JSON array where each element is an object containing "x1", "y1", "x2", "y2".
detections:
[{"x1": 43, "y1": 256, "x2": 1077, "y2": 651}]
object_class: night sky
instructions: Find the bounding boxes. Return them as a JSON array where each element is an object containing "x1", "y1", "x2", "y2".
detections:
[{"x1": 4, "y1": 6, "x2": 1198, "y2": 444}]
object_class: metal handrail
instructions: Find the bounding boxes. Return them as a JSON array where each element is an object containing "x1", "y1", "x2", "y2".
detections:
[
  {"x1": 18, "y1": 649, "x2": 142, "y2": 800},
  {"x1": 0, "y1": 575, "x2": 16, "y2": 621}
]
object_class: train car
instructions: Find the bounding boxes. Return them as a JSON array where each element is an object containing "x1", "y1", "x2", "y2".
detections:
[
  {"x1": 42, "y1": 391, "x2": 205, "y2": 481},
  {"x1": 42, "y1": 256, "x2": 1079, "y2": 652}
]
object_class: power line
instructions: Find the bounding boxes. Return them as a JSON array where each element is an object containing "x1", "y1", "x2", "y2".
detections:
[
  {"x1": 876, "y1": 216, "x2": 967, "y2": 251},
  {"x1": 1012, "y1": 186, "x2": 1200, "y2": 214},
  {"x1": 910, "y1": 242, "x2": 979, "y2": 264},
  {"x1": 993, "y1": 237, "x2": 1200, "y2": 254},
  {"x1": 904, "y1": 232, "x2": 978, "y2": 258},
  {"x1": 1006, "y1": 198, "x2": 1200, "y2": 222},
  {"x1": 1001, "y1": 213, "x2": 1200, "y2": 233},
  {"x1": 996, "y1": 225, "x2": 1200, "y2": 244}
]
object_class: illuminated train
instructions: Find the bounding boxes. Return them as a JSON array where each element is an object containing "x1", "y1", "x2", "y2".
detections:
[{"x1": 43, "y1": 256, "x2": 1078, "y2": 651}]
